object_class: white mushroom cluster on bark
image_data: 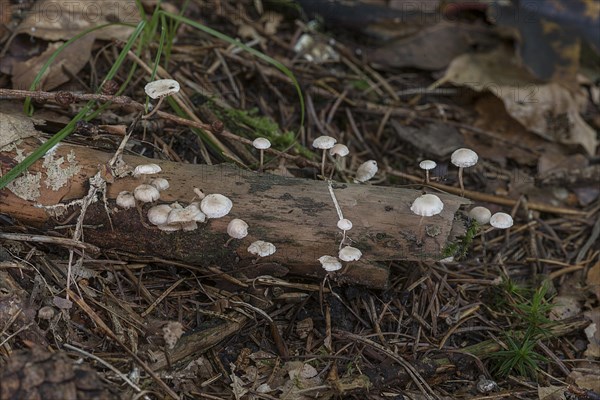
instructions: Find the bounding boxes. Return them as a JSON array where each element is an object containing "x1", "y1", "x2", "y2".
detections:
[
  {"x1": 147, "y1": 202, "x2": 206, "y2": 232},
  {"x1": 319, "y1": 255, "x2": 342, "y2": 272},
  {"x1": 133, "y1": 163, "x2": 162, "y2": 178}
]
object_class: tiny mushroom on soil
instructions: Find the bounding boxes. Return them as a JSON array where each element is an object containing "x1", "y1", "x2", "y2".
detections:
[
  {"x1": 201, "y1": 194, "x2": 233, "y2": 218},
  {"x1": 143, "y1": 78, "x2": 180, "y2": 119},
  {"x1": 354, "y1": 160, "x2": 378, "y2": 183},
  {"x1": 252, "y1": 137, "x2": 271, "y2": 171},
  {"x1": 469, "y1": 206, "x2": 492, "y2": 225},
  {"x1": 116, "y1": 191, "x2": 136, "y2": 209},
  {"x1": 133, "y1": 163, "x2": 161, "y2": 178},
  {"x1": 490, "y1": 212, "x2": 514, "y2": 229},
  {"x1": 319, "y1": 255, "x2": 342, "y2": 272},
  {"x1": 419, "y1": 160, "x2": 437, "y2": 183},
  {"x1": 134, "y1": 184, "x2": 160, "y2": 203},
  {"x1": 248, "y1": 240, "x2": 276, "y2": 258},
  {"x1": 451, "y1": 148, "x2": 478, "y2": 196},
  {"x1": 312, "y1": 135, "x2": 337, "y2": 178},
  {"x1": 339, "y1": 246, "x2": 362, "y2": 262}
]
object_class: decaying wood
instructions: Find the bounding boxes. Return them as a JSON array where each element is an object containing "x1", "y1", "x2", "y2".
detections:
[{"x1": 1, "y1": 138, "x2": 469, "y2": 288}]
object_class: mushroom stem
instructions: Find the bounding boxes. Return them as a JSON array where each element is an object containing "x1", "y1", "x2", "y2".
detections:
[
  {"x1": 259, "y1": 149, "x2": 264, "y2": 172},
  {"x1": 417, "y1": 216, "x2": 424, "y2": 242},
  {"x1": 329, "y1": 155, "x2": 338, "y2": 179},
  {"x1": 425, "y1": 170, "x2": 430, "y2": 184},
  {"x1": 320, "y1": 150, "x2": 327, "y2": 178},
  {"x1": 458, "y1": 166, "x2": 464, "y2": 197},
  {"x1": 143, "y1": 96, "x2": 165, "y2": 120},
  {"x1": 224, "y1": 237, "x2": 234, "y2": 247}
]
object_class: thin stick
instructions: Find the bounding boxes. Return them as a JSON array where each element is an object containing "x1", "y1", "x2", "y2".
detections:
[{"x1": 63, "y1": 343, "x2": 146, "y2": 396}]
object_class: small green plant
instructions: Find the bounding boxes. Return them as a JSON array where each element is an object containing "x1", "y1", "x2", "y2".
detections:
[
  {"x1": 441, "y1": 219, "x2": 479, "y2": 260},
  {"x1": 488, "y1": 281, "x2": 555, "y2": 380},
  {"x1": 490, "y1": 331, "x2": 548, "y2": 379}
]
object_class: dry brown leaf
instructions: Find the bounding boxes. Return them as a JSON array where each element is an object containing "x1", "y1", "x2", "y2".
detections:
[
  {"x1": 538, "y1": 385, "x2": 567, "y2": 400},
  {"x1": 11, "y1": 36, "x2": 94, "y2": 91},
  {"x1": 583, "y1": 309, "x2": 600, "y2": 358},
  {"x1": 568, "y1": 369, "x2": 600, "y2": 393},
  {"x1": 587, "y1": 261, "x2": 600, "y2": 302},
  {"x1": 442, "y1": 47, "x2": 598, "y2": 155},
  {"x1": 16, "y1": 0, "x2": 140, "y2": 42},
  {"x1": 370, "y1": 21, "x2": 498, "y2": 70}
]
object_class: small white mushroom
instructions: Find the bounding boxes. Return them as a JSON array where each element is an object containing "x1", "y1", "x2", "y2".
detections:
[
  {"x1": 337, "y1": 218, "x2": 353, "y2": 248},
  {"x1": 133, "y1": 163, "x2": 162, "y2": 177},
  {"x1": 419, "y1": 160, "x2": 437, "y2": 183},
  {"x1": 451, "y1": 148, "x2": 478, "y2": 196},
  {"x1": 134, "y1": 184, "x2": 160, "y2": 203},
  {"x1": 151, "y1": 178, "x2": 170, "y2": 191},
  {"x1": 167, "y1": 204, "x2": 202, "y2": 225},
  {"x1": 354, "y1": 160, "x2": 378, "y2": 183},
  {"x1": 318, "y1": 255, "x2": 342, "y2": 272},
  {"x1": 410, "y1": 194, "x2": 444, "y2": 217},
  {"x1": 147, "y1": 204, "x2": 172, "y2": 226},
  {"x1": 338, "y1": 246, "x2": 362, "y2": 262},
  {"x1": 116, "y1": 191, "x2": 136, "y2": 209},
  {"x1": 252, "y1": 137, "x2": 271, "y2": 171},
  {"x1": 469, "y1": 206, "x2": 491, "y2": 225},
  {"x1": 226, "y1": 218, "x2": 249, "y2": 246},
  {"x1": 490, "y1": 212, "x2": 513, "y2": 229},
  {"x1": 200, "y1": 194, "x2": 233, "y2": 218},
  {"x1": 410, "y1": 194, "x2": 444, "y2": 241},
  {"x1": 329, "y1": 143, "x2": 349, "y2": 178},
  {"x1": 248, "y1": 240, "x2": 276, "y2": 258},
  {"x1": 143, "y1": 79, "x2": 181, "y2": 119},
  {"x1": 227, "y1": 218, "x2": 249, "y2": 239},
  {"x1": 144, "y1": 79, "x2": 180, "y2": 99},
  {"x1": 312, "y1": 135, "x2": 337, "y2": 178}
]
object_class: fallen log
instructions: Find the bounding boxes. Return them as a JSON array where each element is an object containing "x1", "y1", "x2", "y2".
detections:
[{"x1": 1, "y1": 127, "x2": 468, "y2": 289}]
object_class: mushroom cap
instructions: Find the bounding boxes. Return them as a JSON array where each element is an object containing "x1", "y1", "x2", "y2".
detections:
[
  {"x1": 469, "y1": 206, "x2": 491, "y2": 225},
  {"x1": 200, "y1": 194, "x2": 233, "y2": 218},
  {"x1": 451, "y1": 148, "x2": 478, "y2": 168},
  {"x1": 419, "y1": 160, "x2": 437, "y2": 170},
  {"x1": 410, "y1": 194, "x2": 444, "y2": 217},
  {"x1": 318, "y1": 255, "x2": 342, "y2": 272},
  {"x1": 355, "y1": 160, "x2": 378, "y2": 183},
  {"x1": 144, "y1": 79, "x2": 180, "y2": 99},
  {"x1": 189, "y1": 202, "x2": 206, "y2": 222},
  {"x1": 312, "y1": 135, "x2": 337, "y2": 150},
  {"x1": 339, "y1": 246, "x2": 362, "y2": 262},
  {"x1": 330, "y1": 143, "x2": 349, "y2": 157},
  {"x1": 247, "y1": 240, "x2": 276, "y2": 257},
  {"x1": 490, "y1": 212, "x2": 513, "y2": 229},
  {"x1": 252, "y1": 137, "x2": 271, "y2": 150},
  {"x1": 134, "y1": 184, "x2": 160, "y2": 203},
  {"x1": 133, "y1": 163, "x2": 162, "y2": 177},
  {"x1": 151, "y1": 178, "x2": 170, "y2": 191},
  {"x1": 116, "y1": 191, "x2": 136, "y2": 209},
  {"x1": 147, "y1": 204, "x2": 172, "y2": 226},
  {"x1": 337, "y1": 218, "x2": 353, "y2": 231},
  {"x1": 167, "y1": 204, "x2": 203, "y2": 224},
  {"x1": 227, "y1": 218, "x2": 249, "y2": 239}
]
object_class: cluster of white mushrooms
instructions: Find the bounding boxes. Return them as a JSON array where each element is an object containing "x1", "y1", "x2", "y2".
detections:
[
  {"x1": 115, "y1": 161, "x2": 277, "y2": 260},
  {"x1": 414, "y1": 147, "x2": 514, "y2": 252}
]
